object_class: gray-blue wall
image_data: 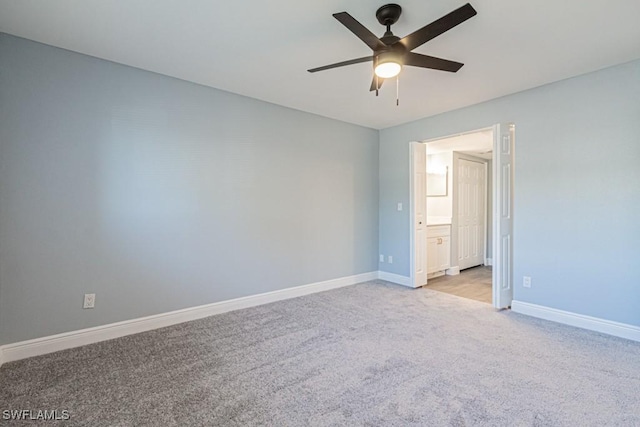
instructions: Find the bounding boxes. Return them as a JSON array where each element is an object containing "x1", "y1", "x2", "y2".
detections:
[
  {"x1": 0, "y1": 34, "x2": 379, "y2": 344},
  {"x1": 379, "y1": 59, "x2": 640, "y2": 327}
]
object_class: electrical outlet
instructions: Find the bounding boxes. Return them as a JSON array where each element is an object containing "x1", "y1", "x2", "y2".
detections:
[
  {"x1": 388, "y1": 255, "x2": 393, "y2": 264},
  {"x1": 83, "y1": 293, "x2": 96, "y2": 309},
  {"x1": 397, "y1": 203, "x2": 403, "y2": 211},
  {"x1": 523, "y1": 276, "x2": 531, "y2": 288},
  {"x1": 379, "y1": 254, "x2": 384, "y2": 262}
]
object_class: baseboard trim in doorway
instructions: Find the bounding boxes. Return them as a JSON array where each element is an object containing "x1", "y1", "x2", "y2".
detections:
[
  {"x1": 485, "y1": 258, "x2": 493, "y2": 266},
  {"x1": 511, "y1": 300, "x2": 640, "y2": 342},
  {"x1": 377, "y1": 271, "x2": 413, "y2": 287},
  {"x1": 0, "y1": 271, "x2": 378, "y2": 366}
]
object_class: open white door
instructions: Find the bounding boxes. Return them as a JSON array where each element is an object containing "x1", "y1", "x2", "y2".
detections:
[
  {"x1": 411, "y1": 142, "x2": 427, "y2": 288},
  {"x1": 492, "y1": 123, "x2": 515, "y2": 308}
]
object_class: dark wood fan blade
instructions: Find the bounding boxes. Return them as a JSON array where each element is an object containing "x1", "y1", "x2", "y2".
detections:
[
  {"x1": 405, "y1": 52, "x2": 464, "y2": 72},
  {"x1": 399, "y1": 3, "x2": 477, "y2": 51},
  {"x1": 308, "y1": 56, "x2": 373, "y2": 73},
  {"x1": 333, "y1": 12, "x2": 386, "y2": 51},
  {"x1": 369, "y1": 76, "x2": 384, "y2": 91}
]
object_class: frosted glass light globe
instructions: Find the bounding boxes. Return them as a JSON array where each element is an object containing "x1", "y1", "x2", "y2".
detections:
[{"x1": 374, "y1": 62, "x2": 402, "y2": 78}]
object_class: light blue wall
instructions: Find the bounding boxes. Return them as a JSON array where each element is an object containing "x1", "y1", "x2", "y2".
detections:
[
  {"x1": 379, "y1": 59, "x2": 640, "y2": 326},
  {"x1": 0, "y1": 34, "x2": 379, "y2": 344}
]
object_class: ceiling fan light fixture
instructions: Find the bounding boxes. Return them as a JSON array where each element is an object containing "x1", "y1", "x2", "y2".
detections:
[
  {"x1": 374, "y1": 51, "x2": 403, "y2": 78},
  {"x1": 375, "y1": 61, "x2": 402, "y2": 78}
]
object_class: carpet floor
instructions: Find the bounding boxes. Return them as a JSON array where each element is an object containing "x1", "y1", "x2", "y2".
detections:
[{"x1": 1, "y1": 280, "x2": 639, "y2": 426}]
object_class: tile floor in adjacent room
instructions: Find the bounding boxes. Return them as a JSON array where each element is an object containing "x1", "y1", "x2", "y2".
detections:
[{"x1": 425, "y1": 265, "x2": 492, "y2": 304}]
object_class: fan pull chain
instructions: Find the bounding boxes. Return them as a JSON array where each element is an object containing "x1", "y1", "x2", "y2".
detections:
[
  {"x1": 396, "y1": 75, "x2": 399, "y2": 106},
  {"x1": 375, "y1": 56, "x2": 380, "y2": 97}
]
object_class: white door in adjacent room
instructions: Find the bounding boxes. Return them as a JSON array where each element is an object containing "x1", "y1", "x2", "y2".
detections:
[{"x1": 457, "y1": 158, "x2": 486, "y2": 270}]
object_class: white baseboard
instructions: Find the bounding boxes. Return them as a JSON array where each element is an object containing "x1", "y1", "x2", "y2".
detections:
[
  {"x1": 377, "y1": 271, "x2": 413, "y2": 287},
  {"x1": 427, "y1": 271, "x2": 445, "y2": 279},
  {"x1": 445, "y1": 266, "x2": 460, "y2": 276},
  {"x1": 511, "y1": 300, "x2": 640, "y2": 343},
  {"x1": 0, "y1": 271, "x2": 377, "y2": 366}
]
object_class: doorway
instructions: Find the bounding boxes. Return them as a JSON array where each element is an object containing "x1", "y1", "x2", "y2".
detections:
[{"x1": 409, "y1": 123, "x2": 514, "y2": 308}]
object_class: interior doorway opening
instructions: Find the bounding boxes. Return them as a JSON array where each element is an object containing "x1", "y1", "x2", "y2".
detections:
[
  {"x1": 427, "y1": 130, "x2": 492, "y2": 303},
  {"x1": 409, "y1": 124, "x2": 514, "y2": 308}
]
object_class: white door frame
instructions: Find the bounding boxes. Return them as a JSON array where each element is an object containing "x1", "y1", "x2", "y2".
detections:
[
  {"x1": 409, "y1": 141, "x2": 427, "y2": 288},
  {"x1": 409, "y1": 124, "x2": 515, "y2": 307}
]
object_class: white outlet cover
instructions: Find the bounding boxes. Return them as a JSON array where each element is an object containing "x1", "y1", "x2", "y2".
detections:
[
  {"x1": 83, "y1": 293, "x2": 96, "y2": 309},
  {"x1": 379, "y1": 254, "x2": 384, "y2": 262},
  {"x1": 388, "y1": 256, "x2": 393, "y2": 264},
  {"x1": 397, "y1": 203, "x2": 402, "y2": 211},
  {"x1": 523, "y1": 277, "x2": 531, "y2": 288}
]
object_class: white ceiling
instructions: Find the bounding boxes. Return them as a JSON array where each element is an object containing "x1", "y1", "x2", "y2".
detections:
[{"x1": 1, "y1": 1, "x2": 639, "y2": 129}]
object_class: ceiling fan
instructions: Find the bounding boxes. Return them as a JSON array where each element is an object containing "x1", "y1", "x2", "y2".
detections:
[{"x1": 308, "y1": 3, "x2": 477, "y2": 94}]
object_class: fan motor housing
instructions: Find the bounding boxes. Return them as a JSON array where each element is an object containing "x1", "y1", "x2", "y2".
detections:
[{"x1": 380, "y1": 34, "x2": 401, "y2": 46}]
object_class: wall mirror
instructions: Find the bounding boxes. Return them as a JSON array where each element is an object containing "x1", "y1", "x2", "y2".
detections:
[{"x1": 427, "y1": 166, "x2": 448, "y2": 197}]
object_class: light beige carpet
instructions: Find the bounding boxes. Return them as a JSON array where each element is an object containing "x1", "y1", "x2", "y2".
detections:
[{"x1": 1, "y1": 281, "x2": 639, "y2": 426}]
